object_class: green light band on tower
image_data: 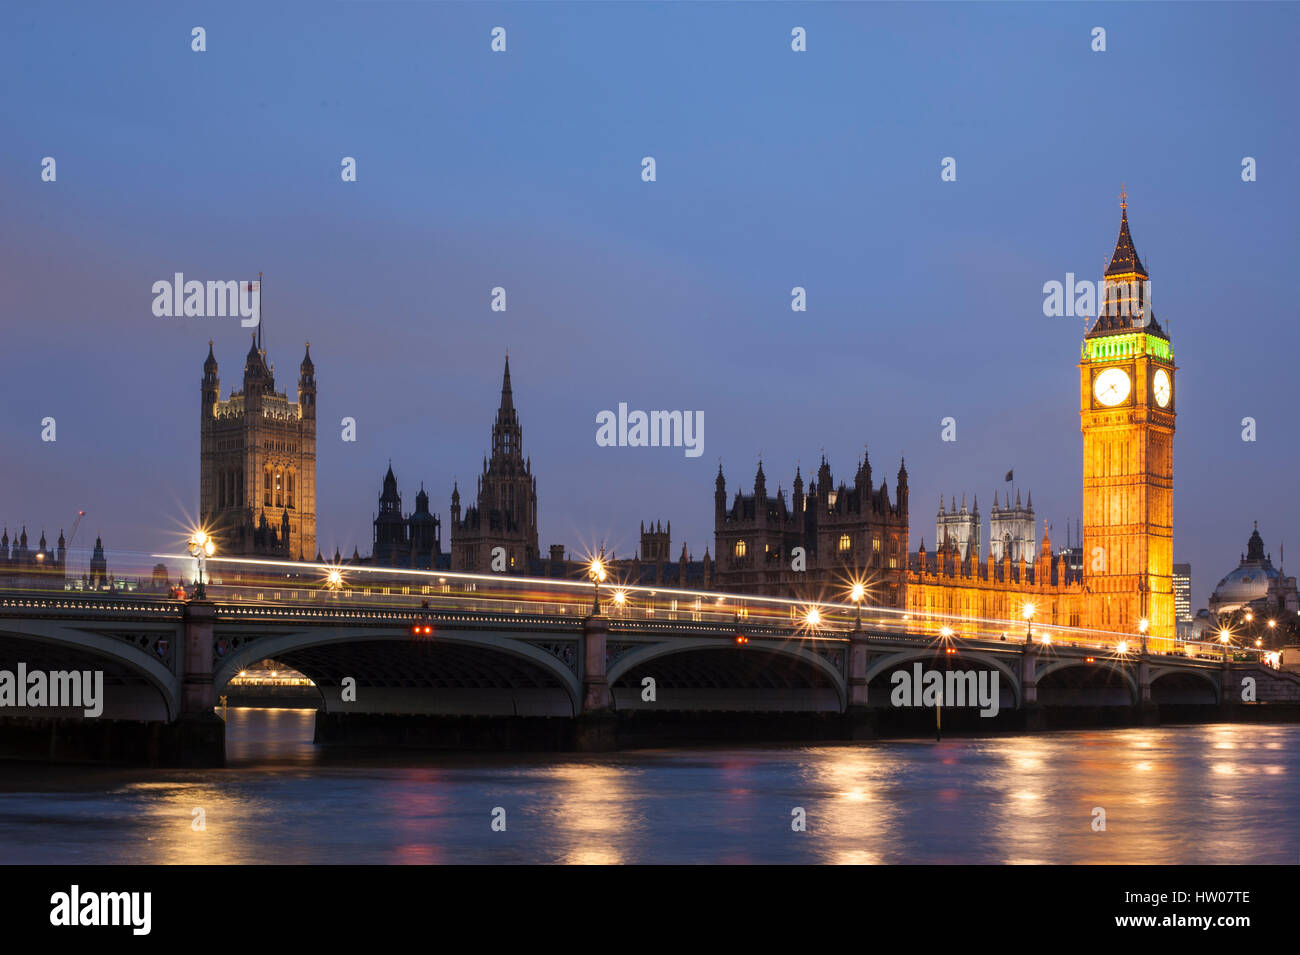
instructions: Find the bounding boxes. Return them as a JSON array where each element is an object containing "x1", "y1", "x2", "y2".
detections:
[{"x1": 1082, "y1": 333, "x2": 1173, "y2": 363}]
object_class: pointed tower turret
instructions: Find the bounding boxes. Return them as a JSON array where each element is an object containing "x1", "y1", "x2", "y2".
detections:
[
  {"x1": 298, "y1": 342, "x2": 316, "y2": 418},
  {"x1": 1089, "y1": 188, "x2": 1164, "y2": 336},
  {"x1": 715, "y1": 462, "x2": 727, "y2": 522}
]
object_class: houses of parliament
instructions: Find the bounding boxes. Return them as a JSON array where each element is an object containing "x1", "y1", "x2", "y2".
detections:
[{"x1": 198, "y1": 194, "x2": 1176, "y2": 644}]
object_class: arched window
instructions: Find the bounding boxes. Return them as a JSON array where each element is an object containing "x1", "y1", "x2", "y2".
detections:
[
  {"x1": 264, "y1": 469, "x2": 272, "y2": 507},
  {"x1": 287, "y1": 471, "x2": 295, "y2": 509},
  {"x1": 735, "y1": 540, "x2": 747, "y2": 558},
  {"x1": 275, "y1": 470, "x2": 283, "y2": 508},
  {"x1": 838, "y1": 533, "x2": 851, "y2": 553}
]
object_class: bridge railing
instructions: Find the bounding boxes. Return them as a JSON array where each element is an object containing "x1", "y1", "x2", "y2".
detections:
[{"x1": 140, "y1": 554, "x2": 1266, "y2": 664}]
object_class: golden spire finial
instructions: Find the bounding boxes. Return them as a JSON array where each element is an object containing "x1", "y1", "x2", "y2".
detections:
[{"x1": 1120, "y1": 183, "x2": 1127, "y2": 211}]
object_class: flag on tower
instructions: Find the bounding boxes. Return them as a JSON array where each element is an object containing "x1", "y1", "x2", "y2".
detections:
[{"x1": 1004, "y1": 470, "x2": 1014, "y2": 482}]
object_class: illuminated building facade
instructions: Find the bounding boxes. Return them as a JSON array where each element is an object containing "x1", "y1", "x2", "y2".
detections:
[
  {"x1": 936, "y1": 495, "x2": 981, "y2": 561},
  {"x1": 989, "y1": 490, "x2": 1036, "y2": 563},
  {"x1": 1173, "y1": 563, "x2": 1192, "y2": 625},
  {"x1": 200, "y1": 331, "x2": 317, "y2": 560},
  {"x1": 907, "y1": 194, "x2": 1176, "y2": 645},
  {"x1": 1078, "y1": 191, "x2": 1175, "y2": 642},
  {"x1": 713, "y1": 453, "x2": 910, "y2": 606}
]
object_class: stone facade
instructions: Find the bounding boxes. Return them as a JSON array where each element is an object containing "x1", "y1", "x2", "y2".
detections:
[
  {"x1": 200, "y1": 332, "x2": 316, "y2": 560},
  {"x1": 713, "y1": 453, "x2": 910, "y2": 607},
  {"x1": 450, "y1": 357, "x2": 539, "y2": 572}
]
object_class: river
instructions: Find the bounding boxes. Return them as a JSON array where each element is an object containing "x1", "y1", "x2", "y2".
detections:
[{"x1": 0, "y1": 709, "x2": 1295, "y2": 864}]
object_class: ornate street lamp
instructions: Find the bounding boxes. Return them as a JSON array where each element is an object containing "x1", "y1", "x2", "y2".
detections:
[
  {"x1": 1022, "y1": 601, "x2": 1036, "y2": 645},
  {"x1": 849, "y1": 581, "x2": 866, "y2": 630},
  {"x1": 187, "y1": 530, "x2": 215, "y2": 599},
  {"x1": 588, "y1": 555, "x2": 607, "y2": 615},
  {"x1": 1138, "y1": 617, "x2": 1149, "y2": 655}
]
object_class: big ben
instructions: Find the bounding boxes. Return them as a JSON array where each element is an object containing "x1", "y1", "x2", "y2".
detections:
[{"x1": 1079, "y1": 191, "x2": 1175, "y2": 645}]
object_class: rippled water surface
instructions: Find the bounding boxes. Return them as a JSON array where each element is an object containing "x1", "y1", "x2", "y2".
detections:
[{"x1": 1, "y1": 709, "x2": 1295, "y2": 864}]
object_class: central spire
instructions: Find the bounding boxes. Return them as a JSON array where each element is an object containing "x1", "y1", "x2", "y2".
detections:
[
  {"x1": 490, "y1": 354, "x2": 524, "y2": 467},
  {"x1": 1105, "y1": 187, "x2": 1147, "y2": 279},
  {"x1": 1088, "y1": 189, "x2": 1166, "y2": 339},
  {"x1": 500, "y1": 354, "x2": 513, "y2": 413}
]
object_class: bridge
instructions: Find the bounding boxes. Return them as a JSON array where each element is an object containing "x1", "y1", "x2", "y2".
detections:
[{"x1": 1, "y1": 557, "x2": 1297, "y2": 764}]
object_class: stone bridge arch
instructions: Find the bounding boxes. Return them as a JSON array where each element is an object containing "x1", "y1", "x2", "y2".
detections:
[
  {"x1": 1149, "y1": 665, "x2": 1220, "y2": 705},
  {"x1": 0, "y1": 617, "x2": 180, "y2": 720},
  {"x1": 863, "y1": 648, "x2": 1023, "y2": 710},
  {"x1": 1035, "y1": 657, "x2": 1139, "y2": 706},
  {"x1": 607, "y1": 636, "x2": 846, "y2": 712},
  {"x1": 213, "y1": 625, "x2": 582, "y2": 716}
]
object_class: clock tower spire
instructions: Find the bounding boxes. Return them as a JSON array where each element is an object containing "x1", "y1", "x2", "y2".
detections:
[{"x1": 1079, "y1": 191, "x2": 1176, "y2": 644}]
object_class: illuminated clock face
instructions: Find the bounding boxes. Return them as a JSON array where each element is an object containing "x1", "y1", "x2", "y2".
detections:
[
  {"x1": 1093, "y1": 367, "x2": 1131, "y2": 406},
  {"x1": 1153, "y1": 368, "x2": 1171, "y2": 407}
]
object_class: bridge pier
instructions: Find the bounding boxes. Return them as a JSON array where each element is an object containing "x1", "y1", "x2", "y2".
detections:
[
  {"x1": 575, "y1": 614, "x2": 616, "y2": 751},
  {"x1": 1020, "y1": 643, "x2": 1044, "y2": 730},
  {"x1": 1134, "y1": 654, "x2": 1159, "y2": 725},
  {"x1": 1220, "y1": 652, "x2": 1237, "y2": 708},
  {"x1": 845, "y1": 629, "x2": 876, "y2": 739},
  {"x1": 174, "y1": 600, "x2": 225, "y2": 767}
]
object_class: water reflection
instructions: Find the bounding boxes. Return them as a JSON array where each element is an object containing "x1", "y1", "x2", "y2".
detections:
[{"x1": 0, "y1": 716, "x2": 1295, "y2": 864}]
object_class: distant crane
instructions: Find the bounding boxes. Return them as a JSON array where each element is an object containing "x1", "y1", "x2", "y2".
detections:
[{"x1": 66, "y1": 510, "x2": 86, "y2": 548}]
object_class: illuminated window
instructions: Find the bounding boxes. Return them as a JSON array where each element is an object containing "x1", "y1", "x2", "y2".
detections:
[
  {"x1": 735, "y1": 540, "x2": 747, "y2": 558},
  {"x1": 275, "y1": 471, "x2": 283, "y2": 508},
  {"x1": 839, "y1": 534, "x2": 851, "y2": 553},
  {"x1": 264, "y1": 470, "x2": 272, "y2": 506},
  {"x1": 287, "y1": 471, "x2": 295, "y2": 509}
]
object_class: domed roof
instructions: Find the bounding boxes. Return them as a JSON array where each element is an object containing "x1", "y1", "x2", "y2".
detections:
[
  {"x1": 1212, "y1": 563, "x2": 1277, "y2": 606},
  {"x1": 1209, "y1": 522, "x2": 1280, "y2": 612}
]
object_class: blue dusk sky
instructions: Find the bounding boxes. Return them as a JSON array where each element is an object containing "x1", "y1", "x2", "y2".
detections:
[{"x1": 1, "y1": 2, "x2": 1297, "y2": 611}]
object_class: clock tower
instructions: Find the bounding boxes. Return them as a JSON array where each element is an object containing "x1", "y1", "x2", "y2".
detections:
[{"x1": 1079, "y1": 191, "x2": 1176, "y2": 644}]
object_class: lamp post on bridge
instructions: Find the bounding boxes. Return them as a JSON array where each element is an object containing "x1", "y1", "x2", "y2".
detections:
[
  {"x1": 850, "y1": 581, "x2": 865, "y2": 633},
  {"x1": 188, "y1": 530, "x2": 215, "y2": 600},
  {"x1": 588, "y1": 555, "x2": 607, "y2": 616}
]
